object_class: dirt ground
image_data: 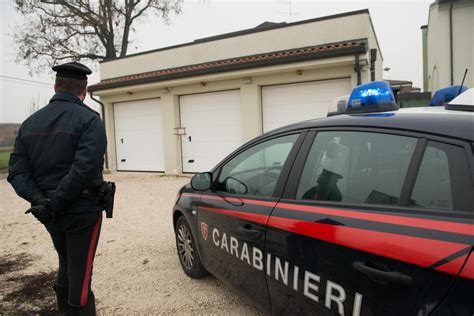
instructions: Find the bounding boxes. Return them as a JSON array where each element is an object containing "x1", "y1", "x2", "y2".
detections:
[{"x1": 0, "y1": 173, "x2": 259, "y2": 314}]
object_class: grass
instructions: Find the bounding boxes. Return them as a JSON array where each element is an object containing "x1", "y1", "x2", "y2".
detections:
[{"x1": 0, "y1": 151, "x2": 11, "y2": 172}]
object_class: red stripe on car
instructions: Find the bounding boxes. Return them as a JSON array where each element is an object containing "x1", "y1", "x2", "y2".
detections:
[
  {"x1": 183, "y1": 193, "x2": 474, "y2": 236},
  {"x1": 200, "y1": 206, "x2": 269, "y2": 225},
  {"x1": 459, "y1": 252, "x2": 474, "y2": 280},
  {"x1": 434, "y1": 254, "x2": 469, "y2": 276},
  {"x1": 199, "y1": 205, "x2": 469, "y2": 271},
  {"x1": 268, "y1": 216, "x2": 468, "y2": 268},
  {"x1": 200, "y1": 194, "x2": 277, "y2": 207},
  {"x1": 276, "y1": 202, "x2": 474, "y2": 236}
]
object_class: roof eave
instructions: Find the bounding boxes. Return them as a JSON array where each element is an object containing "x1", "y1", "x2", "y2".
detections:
[{"x1": 89, "y1": 42, "x2": 366, "y2": 92}]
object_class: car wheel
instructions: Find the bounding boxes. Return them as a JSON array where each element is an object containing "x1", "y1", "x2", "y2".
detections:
[{"x1": 175, "y1": 216, "x2": 208, "y2": 279}]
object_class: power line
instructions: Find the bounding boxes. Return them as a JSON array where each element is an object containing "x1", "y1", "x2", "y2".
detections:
[{"x1": 0, "y1": 75, "x2": 53, "y2": 86}]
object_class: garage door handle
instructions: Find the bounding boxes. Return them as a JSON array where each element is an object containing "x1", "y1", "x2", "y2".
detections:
[
  {"x1": 353, "y1": 261, "x2": 412, "y2": 286},
  {"x1": 121, "y1": 138, "x2": 124, "y2": 144},
  {"x1": 239, "y1": 225, "x2": 262, "y2": 238},
  {"x1": 188, "y1": 135, "x2": 192, "y2": 142}
]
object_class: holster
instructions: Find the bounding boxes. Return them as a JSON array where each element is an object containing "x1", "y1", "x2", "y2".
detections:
[
  {"x1": 44, "y1": 182, "x2": 115, "y2": 219},
  {"x1": 98, "y1": 181, "x2": 116, "y2": 218}
]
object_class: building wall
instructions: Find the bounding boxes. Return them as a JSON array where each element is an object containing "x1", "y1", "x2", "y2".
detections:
[
  {"x1": 100, "y1": 12, "x2": 381, "y2": 80},
  {"x1": 452, "y1": 3, "x2": 474, "y2": 87},
  {"x1": 95, "y1": 10, "x2": 384, "y2": 174},
  {"x1": 98, "y1": 62, "x2": 361, "y2": 173},
  {"x1": 426, "y1": 1, "x2": 474, "y2": 92}
]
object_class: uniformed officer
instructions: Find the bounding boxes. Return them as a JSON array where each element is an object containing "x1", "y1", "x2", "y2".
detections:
[{"x1": 8, "y1": 62, "x2": 107, "y2": 315}]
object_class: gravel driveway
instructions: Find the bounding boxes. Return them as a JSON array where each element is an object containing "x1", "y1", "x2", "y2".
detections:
[{"x1": 0, "y1": 173, "x2": 259, "y2": 314}]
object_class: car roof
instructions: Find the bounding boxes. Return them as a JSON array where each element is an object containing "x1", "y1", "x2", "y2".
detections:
[{"x1": 264, "y1": 106, "x2": 474, "y2": 141}]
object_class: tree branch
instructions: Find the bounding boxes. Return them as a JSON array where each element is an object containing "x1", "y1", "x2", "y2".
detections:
[{"x1": 12, "y1": 0, "x2": 183, "y2": 73}]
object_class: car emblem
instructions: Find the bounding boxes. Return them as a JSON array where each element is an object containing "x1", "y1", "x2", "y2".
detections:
[{"x1": 201, "y1": 222, "x2": 208, "y2": 241}]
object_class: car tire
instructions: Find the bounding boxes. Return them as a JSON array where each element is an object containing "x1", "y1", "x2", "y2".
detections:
[{"x1": 175, "y1": 216, "x2": 208, "y2": 279}]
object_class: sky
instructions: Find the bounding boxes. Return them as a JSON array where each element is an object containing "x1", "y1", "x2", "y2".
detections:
[{"x1": 0, "y1": 0, "x2": 432, "y2": 123}]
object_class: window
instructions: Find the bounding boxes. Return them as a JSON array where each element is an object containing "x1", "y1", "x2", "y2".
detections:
[
  {"x1": 296, "y1": 131, "x2": 417, "y2": 206},
  {"x1": 217, "y1": 134, "x2": 299, "y2": 197},
  {"x1": 410, "y1": 141, "x2": 471, "y2": 211}
]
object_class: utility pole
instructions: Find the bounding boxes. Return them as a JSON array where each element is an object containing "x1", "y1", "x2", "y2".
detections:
[{"x1": 277, "y1": 0, "x2": 297, "y2": 22}]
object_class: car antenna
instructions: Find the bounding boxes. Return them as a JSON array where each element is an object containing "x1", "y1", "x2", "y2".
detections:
[{"x1": 457, "y1": 68, "x2": 468, "y2": 96}]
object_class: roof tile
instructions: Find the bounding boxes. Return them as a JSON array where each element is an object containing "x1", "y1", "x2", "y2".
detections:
[{"x1": 90, "y1": 39, "x2": 365, "y2": 90}]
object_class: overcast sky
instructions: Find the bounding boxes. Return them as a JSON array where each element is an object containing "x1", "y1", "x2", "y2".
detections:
[{"x1": 1, "y1": 0, "x2": 432, "y2": 123}]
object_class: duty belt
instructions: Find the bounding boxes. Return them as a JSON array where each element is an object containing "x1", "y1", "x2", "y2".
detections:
[{"x1": 43, "y1": 188, "x2": 99, "y2": 200}]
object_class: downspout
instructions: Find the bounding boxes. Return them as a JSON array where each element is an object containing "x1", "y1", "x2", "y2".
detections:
[
  {"x1": 370, "y1": 48, "x2": 377, "y2": 82},
  {"x1": 89, "y1": 90, "x2": 109, "y2": 170},
  {"x1": 449, "y1": 3, "x2": 454, "y2": 85},
  {"x1": 354, "y1": 54, "x2": 361, "y2": 85}
]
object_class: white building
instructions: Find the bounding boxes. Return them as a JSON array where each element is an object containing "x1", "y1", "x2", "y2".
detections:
[
  {"x1": 90, "y1": 9, "x2": 383, "y2": 174},
  {"x1": 422, "y1": 0, "x2": 474, "y2": 92}
]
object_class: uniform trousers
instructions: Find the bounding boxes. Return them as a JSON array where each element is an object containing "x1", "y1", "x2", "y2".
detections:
[{"x1": 45, "y1": 212, "x2": 102, "y2": 307}]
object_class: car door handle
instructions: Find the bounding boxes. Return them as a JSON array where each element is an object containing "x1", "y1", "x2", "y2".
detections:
[
  {"x1": 222, "y1": 196, "x2": 244, "y2": 206},
  {"x1": 239, "y1": 225, "x2": 262, "y2": 238},
  {"x1": 353, "y1": 261, "x2": 412, "y2": 286}
]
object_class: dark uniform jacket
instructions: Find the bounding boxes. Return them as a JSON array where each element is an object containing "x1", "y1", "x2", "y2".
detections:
[{"x1": 8, "y1": 92, "x2": 107, "y2": 213}]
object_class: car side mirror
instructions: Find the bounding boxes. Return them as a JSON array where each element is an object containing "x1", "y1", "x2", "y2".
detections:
[
  {"x1": 224, "y1": 177, "x2": 248, "y2": 195},
  {"x1": 191, "y1": 172, "x2": 213, "y2": 191}
]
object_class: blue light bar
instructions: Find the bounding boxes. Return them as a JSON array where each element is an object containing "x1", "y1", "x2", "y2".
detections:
[
  {"x1": 429, "y1": 85, "x2": 467, "y2": 106},
  {"x1": 346, "y1": 81, "x2": 398, "y2": 113}
]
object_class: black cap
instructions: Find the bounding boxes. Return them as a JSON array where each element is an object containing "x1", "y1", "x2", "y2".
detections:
[{"x1": 52, "y1": 62, "x2": 92, "y2": 80}]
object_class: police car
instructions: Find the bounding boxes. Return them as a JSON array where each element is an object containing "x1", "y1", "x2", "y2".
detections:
[{"x1": 172, "y1": 81, "x2": 474, "y2": 315}]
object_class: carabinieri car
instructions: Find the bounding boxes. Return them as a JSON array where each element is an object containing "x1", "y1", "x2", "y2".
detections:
[{"x1": 172, "y1": 81, "x2": 474, "y2": 316}]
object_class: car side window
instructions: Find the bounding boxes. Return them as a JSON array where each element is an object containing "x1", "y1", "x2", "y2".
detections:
[
  {"x1": 409, "y1": 141, "x2": 471, "y2": 211},
  {"x1": 296, "y1": 131, "x2": 417, "y2": 205},
  {"x1": 217, "y1": 134, "x2": 299, "y2": 197}
]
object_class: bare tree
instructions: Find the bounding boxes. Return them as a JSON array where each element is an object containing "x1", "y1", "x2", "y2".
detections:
[
  {"x1": 29, "y1": 95, "x2": 41, "y2": 117},
  {"x1": 13, "y1": 0, "x2": 183, "y2": 74}
]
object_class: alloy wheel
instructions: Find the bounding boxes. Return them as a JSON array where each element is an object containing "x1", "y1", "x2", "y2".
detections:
[{"x1": 177, "y1": 224, "x2": 194, "y2": 270}]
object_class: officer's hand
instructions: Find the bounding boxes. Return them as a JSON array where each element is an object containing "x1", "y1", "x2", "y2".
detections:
[
  {"x1": 25, "y1": 205, "x2": 54, "y2": 224},
  {"x1": 32, "y1": 197, "x2": 52, "y2": 207}
]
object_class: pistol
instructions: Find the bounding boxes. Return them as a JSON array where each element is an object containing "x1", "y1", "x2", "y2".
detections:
[{"x1": 98, "y1": 181, "x2": 116, "y2": 218}]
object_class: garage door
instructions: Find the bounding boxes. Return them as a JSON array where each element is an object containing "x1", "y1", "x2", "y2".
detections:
[
  {"x1": 180, "y1": 90, "x2": 242, "y2": 173},
  {"x1": 262, "y1": 78, "x2": 352, "y2": 132},
  {"x1": 114, "y1": 99, "x2": 165, "y2": 172}
]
